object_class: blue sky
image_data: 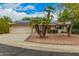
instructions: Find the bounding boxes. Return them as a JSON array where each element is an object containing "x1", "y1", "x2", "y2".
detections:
[
  {"x1": 16, "y1": 3, "x2": 60, "y2": 14},
  {"x1": 0, "y1": 3, "x2": 61, "y2": 21}
]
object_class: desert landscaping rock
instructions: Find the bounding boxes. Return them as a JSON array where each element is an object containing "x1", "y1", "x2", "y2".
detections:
[{"x1": 27, "y1": 33, "x2": 79, "y2": 45}]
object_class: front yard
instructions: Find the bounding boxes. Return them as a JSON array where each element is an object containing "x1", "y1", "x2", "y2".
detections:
[{"x1": 27, "y1": 33, "x2": 79, "y2": 45}]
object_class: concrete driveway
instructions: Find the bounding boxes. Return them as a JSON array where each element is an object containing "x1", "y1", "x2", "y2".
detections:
[{"x1": 0, "y1": 26, "x2": 31, "y2": 41}]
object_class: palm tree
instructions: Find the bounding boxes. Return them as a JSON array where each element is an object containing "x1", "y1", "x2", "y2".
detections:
[
  {"x1": 45, "y1": 6, "x2": 54, "y2": 19},
  {"x1": 45, "y1": 6, "x2": 54, "y2": 30}
]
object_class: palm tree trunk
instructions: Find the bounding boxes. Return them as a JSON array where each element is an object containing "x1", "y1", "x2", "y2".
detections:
[
  {"x1": 47, "y1": 11, "x2": 50, "y2": 18},
  {"x1": 47, "y1": 11, "x2": 51, "y2": 31}
]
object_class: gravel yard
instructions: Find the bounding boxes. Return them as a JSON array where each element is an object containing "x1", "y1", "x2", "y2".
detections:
[{"x1": 27, "y1": 33, "x2": 79, "y2": 45}]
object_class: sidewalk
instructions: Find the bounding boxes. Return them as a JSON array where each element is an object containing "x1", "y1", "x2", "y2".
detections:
[{"x1": 0, "y1": 26, "x2": 79, "y2": 53}]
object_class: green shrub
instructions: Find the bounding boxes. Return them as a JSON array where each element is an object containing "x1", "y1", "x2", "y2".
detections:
[
  {"x1": 73, "y1": 24, "x2": 79, "y2": 29},
  {"x1": 72, "y1": 29, "x2": 79, "y2": 34},
  {"x1": 0, "y1": 18, "x2": 9, "y2": 34},
  {"x1": 48, "y1": 29, "x2": 58, "y2": 33},
  {"x1": 31, "y1": 17, "x2": 51, "y2": 26},
  {"x1": 47, "y1": 29, "x2": 51, "y2": 33}
]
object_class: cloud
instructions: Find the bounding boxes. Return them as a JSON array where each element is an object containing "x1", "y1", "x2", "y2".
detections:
[
  {"x1": 25, "y1": 5, "x2": 35, "y2": 10},
  {"x1": 16, "y1": 5, "x2": 36, "y2": 11},
  {"x1": 0, "y1": 8, "x2": 57, "y2": 21},
  {"x1": 28, "y1": 12, "x2": 46, "y2": 17},
  {"x1": 0, "y1": 3, "x2": 20, "y2": 10},
  {"x1": 0, "y1": 8, "x2": 28, "y2": 21},
  {"x1": 0, "y1": 8, "x2": 45, "y2": 21}
]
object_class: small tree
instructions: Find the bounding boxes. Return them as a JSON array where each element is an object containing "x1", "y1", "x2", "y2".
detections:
[
  {"x1": 31, "y1": 17, "x2": 51, "y2": 38},
  {"x1": 58, "y1": 3, "x2": 79, "y2": 36}
]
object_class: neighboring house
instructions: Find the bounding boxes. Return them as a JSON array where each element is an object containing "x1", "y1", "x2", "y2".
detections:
[
  {"x1": 15, "y1": 20, "x2": 30, "y2": 25},
  {"x1": 9, "y1": 20, "x2": 30, "y2": 26}
]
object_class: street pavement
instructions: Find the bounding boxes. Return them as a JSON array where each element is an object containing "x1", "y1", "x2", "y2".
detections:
[{"x1": 0, "y1": 44, "x2": 79, "y2": 56}]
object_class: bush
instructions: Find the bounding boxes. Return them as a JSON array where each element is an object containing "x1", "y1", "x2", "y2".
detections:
[
  {"x1": 71, "y1": 23, "x2": 79, "y2": 34},
  {"x1": 31, "y1": 17, "x2": 51, "y2": 26},
  {"x1": 48, "y1": 29, "x2": 58, "y2": 33},
  {"x1": 31, "y1": 17, "x2": 51, "y2": 38},
  {"x1": 0, "y1": 18, "x2": 9, "y2": 34},
  {"x1": 73, "y1": 24, "x2": 79, "y2": 29},
  {"x1": 72, "y1": 29, "x2": 79, "y2": 34}
]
